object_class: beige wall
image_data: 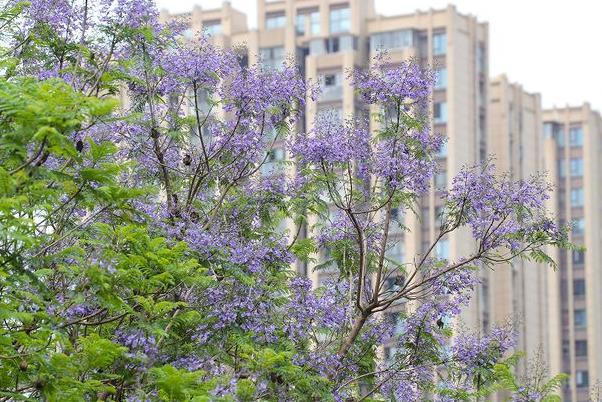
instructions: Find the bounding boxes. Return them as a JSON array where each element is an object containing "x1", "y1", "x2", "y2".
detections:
[
  {"x1": 543, "y1": 104, "x2": 602, "y2": 401},
  {"x1": 488, "y1": 75, "x2": 550, "y2": 375}
]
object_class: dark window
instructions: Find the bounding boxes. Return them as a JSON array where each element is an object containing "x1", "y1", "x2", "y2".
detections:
[
  {"x1": 432, "y1": 32, "x2": 447, "y2": 55},
  {"x1": 575, "y1": 309, "x2": 587, "y2": 328},
  {"x1": 266, "y1": 12, "x2": 286, "y2": 29},
  {"x1": 576, "y1": 370, "x2": 589, "y2": 388},
  {"x1": 573, "y1": 250, "x2": 585, "y2": 265},
  {"x1": 575, "y1": 340, "x2": 588, "y2": 357},
  {"x1": 329, "y1": 5, "x2": 350, "y2": 34},
  {"x1": 569, "y1": 126, "x2": 584, "y2": 147},
  {"x1": 574, "y1": 279, "x2": 586, "y2": 296}
]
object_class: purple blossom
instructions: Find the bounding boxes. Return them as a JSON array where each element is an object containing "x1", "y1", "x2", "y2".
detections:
[{"x1": 351, "y1": 52, "x2": 434, "y2": 107}]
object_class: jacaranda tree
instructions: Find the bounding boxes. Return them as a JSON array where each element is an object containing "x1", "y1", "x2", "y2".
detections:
[{"x1": 0, "y1": 0, "x2": 570, "y2": 400}]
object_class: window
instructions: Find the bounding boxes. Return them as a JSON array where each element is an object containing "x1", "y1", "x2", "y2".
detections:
[
  {"x1": 576, "y1": 370, "x2": 589, "y2": 388},
  {"x1": 370, "y1": 30, "x2": 413, "y2": 50},
  {"x1": 384, "y1": 276, "x2": 405, "y2": 293},
  {"x1": 261, "y1": 148, "x2": 286, "y2": 176},
  {"x1": 327, "y1": 37, "x2": 340, "y2": 53},
  {"x1": 569, "y1": 126, "x2": 584, "y2": 147},
  {"x1": 437, "y1": 140, "x2": 448, "y2": 157},
  {"x1": 389, "y1": 207, "x2": 405, "y2": 234},
  {"x1": 435, "y1": 239, "x2": 450, "y2": 260},
  {"x1": 434, "y1": 102, "x2": 448, "y2": 124},
  {"x1": 575, "y1": 340, "x2": 588, "y2": 357},
  {"x1": 203, "y1": 20, "x2": 222, "y2": 36},
  {"x1": 476, "y1": 43, "x2": 486, "y2": 73},
  {"x1": 432, "y1": 32, "x2": 447, "y2": 56},
  {"x1": 295, "y1": 14, "x2": 305, "y2": 35},
  {"x1": 434, "y1": 68, "x2": 447, "y2": 90},
  {"x1": 543, "y1": 122, "x2": 554, "y2": 138},
  {"x1": 265, "y1": 13, "x2": 286, "y2": 29},
  {"x1": 573, "y1": 218, "x2": 585, "y2": 236},
  {"x1": 323, "y1": 72, "x2": 340, "y2": 87},
  {"x1": 556, "y1": 127, "x2": 565, "y2": 147},
  {"x1": 435, "y1": 206, "x2": 445, "y2": 227},
  {"x1": 571, "y1": 188, "x2": 584, "y2": 207},
  {"x1": 435, "y1": 172, "x2": 447, "y2": 188},
  {"x1": 570, "y1": 158, "x2": 583, "y2": 177},
  {"x1": 319, "y1": 71, "x2": 343, "y2": 101},
  {"x1": 386, "y1": 242, "x2": 405, "y2": 264},
  {"x1": 573, "y1": 279, "x2": 586, "y2": 296},
  {"x1": 296, "y1": 9, "x2": 319, "y2": 36},
  {"x1": 574, "y1": 309, "x2": 587, "y2": 328},
  {"x1": 310, "y1": 11, "x2": 320, "y2": 35},
  {"x1": 573, "y1": 250, "x2": 585, "y2": 265},
  {"x1": 324, "y1": 35, "x2": 357, "y2": 53},
  {"x1": 329, "y1": 6, "x2": 350, "y2": 34},
  {"x1": 259, "y1": 46, "x2": 285, "y2": 71},
  {"x1": 559, "y1": 160, "x2": 566, "y2": 177},
  {"x1": 391, "y1": 207, "x2": 404, "y2": 222}
]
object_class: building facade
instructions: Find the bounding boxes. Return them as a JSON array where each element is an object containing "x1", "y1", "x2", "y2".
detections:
[
  {"x1": 488, "y1": 75, "x2": 558, "y2": 378},
  {"x1": 543, "y1": 103, "x2": 602, "y2": 401}
]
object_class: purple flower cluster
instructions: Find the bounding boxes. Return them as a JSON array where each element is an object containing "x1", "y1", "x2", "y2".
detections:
[
  {"x1": 290, "y1": 114, "x2": 371, "y2": 166},
  {"x1": 451, "y1": 325, "x2": 516, "y2": 374},
  {"x1": 351, "y1": 52, "x2": 435, "y2": 107},
  {"x1": 372, "y1": 129, "x2": 443, "y2": 193},
  {"x1": 222, "y1": 62, "x2": 318, "y2": 124},
  {"x1": 115, "y1": 328, "x2": 159, "y2": 362},
  {"x1": 444, "y1": 163, "x2": 562, "y2": 251},
  {"x1": 161, "y1": 38, "x2": 237, "y2": 94}
]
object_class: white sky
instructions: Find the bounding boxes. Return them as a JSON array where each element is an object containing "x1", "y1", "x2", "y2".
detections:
[{"x1": 156, "y1": 0, "x2": 602, "y2": 112}]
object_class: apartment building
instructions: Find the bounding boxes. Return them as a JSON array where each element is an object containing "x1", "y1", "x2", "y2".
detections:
[
  {"x1": 488, "y1": 75, "x2": 556, "y2": 378},
  {"x1": 543, "y1": 103, "x2": 602, "y2": 401}
]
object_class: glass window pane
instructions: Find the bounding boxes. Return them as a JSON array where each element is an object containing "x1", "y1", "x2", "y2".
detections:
[
  {"x1": 259, "y1": 46, "x2": 285, "y2": 71},
  {"x1": 434, "y1": 102, "x2": 447, "y2": 124},
  {"x1": 571, "y1": 188, "x2": 584, "y2": 207},
  {"x1": 295, "y1": 14, "x2": 305, "y2": 35},
  {"x1": 576, "y1": 371, "x2": 589, "y2": 387},
  {"x1": 570, "y1": 158, "x2": 583, "y2": 177},
  {"x1": 435, "y1": 68, "x2": 447, "y2": 89},
  {"x1": 569, "y1": 126, "x2": 584, "y2": 147},
  {"x1": 574, "y1": 279, "x2": 586, "y2": 296},
  {"x1": 385, "y1": 242, "x2": 405, "y2": 263},
  {"x1": 330, "y1": 7, "x2": 350, "y2": 34},
  {"x1": 311, "y1": 11, "x2": 320, "y2": 35},
  {"x1": 573, "y1": 250, "x2": 585, "y2": 264},
  {"x1": 266, "y1": 13, "x2": 286, "y2": 29},
  {"x1": 576, "y1": 340, "x2": 588, "y2": 357},
  {"x1": 575, "y1": 309, "x2": 587, "y2": 327},
  {"x1": 435, "y1": 239, "x2": 449, "y2": 260},
  {"x1": 433, "y1": 32, "x2": 447, "y2": 56},
  {"x1": 203, "y1": 20, "x2": 222, "y2": 36}
]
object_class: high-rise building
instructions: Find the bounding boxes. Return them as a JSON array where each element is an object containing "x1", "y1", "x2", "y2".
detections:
[
  {"x1": 543, "y1": 103, "x2": 602, "y2": 401},
  {"x1": 488, "y1": 75, "x2": 553, "y2": 375}
]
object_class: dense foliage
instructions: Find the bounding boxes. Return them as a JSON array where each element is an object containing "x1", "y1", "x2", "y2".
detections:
[{"x1": 0, "y1": 0, "x2": 570, "y2": 400}]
